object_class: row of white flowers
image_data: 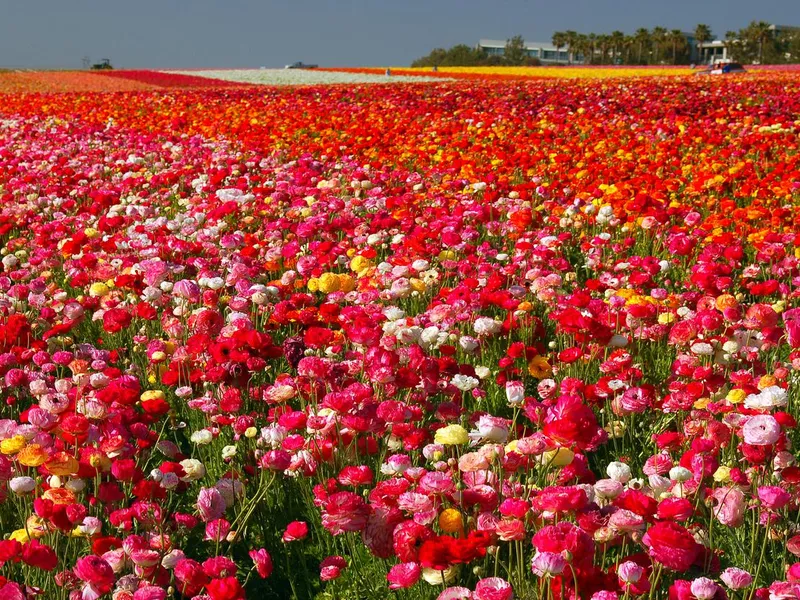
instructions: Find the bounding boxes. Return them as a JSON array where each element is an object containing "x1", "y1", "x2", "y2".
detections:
[{"x1": 162, "y1": 69, "x2": 445, "y2": 85}]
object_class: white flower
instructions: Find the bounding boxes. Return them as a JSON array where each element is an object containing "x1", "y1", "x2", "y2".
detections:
[
  {"x1": 669, "y1": 466, "x2": 692, "y2": 482},
  {"x1": 190, "y1": 430, "x2": 213, "y2": 445},
  {"x1": 474, "y1": 366, "x2": 491, "y2": 379},
  {"x1": 451, "y1": 374, "x2": 479, "y2": 392},
  {"x1": 9, "y1": 476, "x2": 35, "y2": 494},
  {"x1": 744, "y1": 386, "x2": 787, "y2": 410},
  {"x1": 180, "y1": 458, "x2": 206, "y2": 481},
  {"x1": 606, "y1": 461, "x2": 632, "y2": 483},
  {"x1": 221, "y1": 445, "x2": 237, "y2": 460},
  {"x1": 473, "y1": 317, "x2": 502, "y2": 337},
  {"x1": 161, "y1": 549, "x2": 186, "y2": 570},
  {"x1": 459, "y1": 336, "x2": 479, "y2": 353},
  {"x1": 163, "y1": 69, "x2": 448, "y2": 85}
]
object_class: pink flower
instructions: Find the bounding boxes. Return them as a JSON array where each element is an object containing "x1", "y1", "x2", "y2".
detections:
[
  {"x1": 196, "y1": 487, "x2": 227, "y2": 522},
  {"x1": 712, "y1": 487, "x2": 745, "y2": 527},
  {"x1": 473, "y1": 577, "x2": 513, "y2": 600},
  {"x1": 320, "y1": 555, "x2": 347, "y2": 581},
  {"x1": 531, "y1": 551, "x2": 566, "y2": 577},
  {"x1": 74, "y1": 555, "x2": 115, "y2": 596},
  {"x1": 438, "y1": 587, "x2": 473, "y2": 600},
  {"x1": 742, "y1": 414, "x2": 780, "y2": 446},
  {"x1": 249, "y1": 548, "x2": 273, "y2": 578},
  {"x1": 758, "y1": 486, "x2": 791, "y2": 510},
  {"x1": 617, "y1": 561, "x2": 644, "y2": 584},
  {"x1": 387, "y1": 562, "x2": 421, "y2": 589},
  {"x1": 321, "y1": 491, "x2": 369, "y2": 535},
  {"x1": 690, "y1": 577, "x2": 719, "y2": 600},
  {"x1": 720, "y1": 567, "x2": 753, "y2": 589}
]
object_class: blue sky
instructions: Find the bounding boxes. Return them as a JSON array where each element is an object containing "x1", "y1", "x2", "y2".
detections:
[{"x1": 1, "y1": 0, "x2": 799, "y2": 69}]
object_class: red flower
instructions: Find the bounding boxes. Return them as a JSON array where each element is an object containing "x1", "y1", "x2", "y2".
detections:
[
  {"x1": 206, "y1": 576, "x2": 245, "y2": 600},
  {"x1": 102, "y1": 307, "x2": 132, "y2": 333},
  {"x1": 283, "y1": 521, "x2": 309, "y2": 542},
  {"x1": 22, "y1": 540, "x2": 57, "y2": 571},
  {"x1": 642, "y1": 521, "x2": 701, "y2": 571}
]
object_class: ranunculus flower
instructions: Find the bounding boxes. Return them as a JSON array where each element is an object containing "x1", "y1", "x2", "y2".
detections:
[
  {"x1": 249, "y1": 548, "x2": 273, "y2": 578},
  {"x1": 642, "y1": 521, "x2": 701, "y2": 571},
  {"x1": 282, "y1": 521, "x2": 309, "y2": 542},
  {"x1": 742, "y1": 414, "x2": 780, "y2": 446},
  {"x1": 387, "y1": 562, "x2": 421, "y2": 589}
]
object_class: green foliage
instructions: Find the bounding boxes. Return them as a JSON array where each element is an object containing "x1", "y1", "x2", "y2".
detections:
[{"x1": 503, "y1": 35, "x2": 528, "y2": 66}]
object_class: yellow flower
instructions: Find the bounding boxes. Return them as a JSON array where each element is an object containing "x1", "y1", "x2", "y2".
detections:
[
  {"x1": 434, "y1": 424, "x2": 469, "y2": 446},
  {"x1": 726, "y1": 389, "x2": 746, "y2": 405},
  {"x1": 244, "y1": 427, "x2": 258, "y2": 439},
  {"x1": 84, "y1": 228, "x2": 99, "y2": 239},
  {"x1": 438, "y1": 250, "x2": 457, "y2": 261},
  {"x1": 318, "y1": 273, "x2": 341, "y2": 294},
  {"x1": 307, "y1": 278, "x2": 319, "y2": 292},
  {"x1": 18, "y1": 444, "x2": 48, "y2": 467},
  {"x1": 438, "y1": 508, "x2": 464, "y2": 534},
  {"x1": 409, "y1": 278, "x2": 426, "y2": 293},
  {"x1": 542, "y1": 447, "x2": 574, "y2": 467},
  {"x1": 141, "y1": 390, "x2": 166, "y2": 403},
  {"x1": 9, "y1": 529, "x2": 31, "y2": 543},
  {"x1": 88, "y1": 452, "x2": 111, "y2": 472},
  {"x1": 89, "y1": 282, "x2": 109, "y2": 297},
  {"x1": 349, "y1": 256, "x2": 373, "y2": 276},
  {"x1": 658, "y1": 313, "x2": 676, "y2": 325},
  {"x1": 527, "y1": 356, "x2": 552, "y2": 379},
  {"x1": 713, "y1": 466, "x2": 731, "y2": 483},
  {"x1": 693, "y1": 397, "x2": 711, "y2": 410},
  {"x1": 150, "y1": 351, "x2": 167, "y2": 363},
  {"x1": 1, "y1": 435, "x2": 26, "y2": 455}
]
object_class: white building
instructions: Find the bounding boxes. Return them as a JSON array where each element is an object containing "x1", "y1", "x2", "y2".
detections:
[{"x1": 477, "y1": 39, "x2": 580, "y2": 64}]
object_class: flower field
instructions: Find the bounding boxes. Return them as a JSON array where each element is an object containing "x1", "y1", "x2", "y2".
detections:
[{"x1": 0, "y1": 68, "x2": 797, "y2": 600}]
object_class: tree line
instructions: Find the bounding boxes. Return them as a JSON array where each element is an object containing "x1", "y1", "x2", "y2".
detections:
[{"x1": 411, "y1": 22, "x2": 800, "y2": 67}]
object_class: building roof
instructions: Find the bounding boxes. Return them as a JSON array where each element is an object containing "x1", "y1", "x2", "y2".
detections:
[{"x1": 478, "y1": 39, "x2": 560, "y2": 50}]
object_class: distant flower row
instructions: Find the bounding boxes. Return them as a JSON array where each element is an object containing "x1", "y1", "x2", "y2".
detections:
[{"x1": 162, "y1": 69, "x2": 447, "y2": 85}]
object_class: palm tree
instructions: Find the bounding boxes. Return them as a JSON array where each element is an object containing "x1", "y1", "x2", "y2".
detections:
[
  {"x1": 668, "y1": 29, "x2": 688, "y2": 64},
  {"x1": 597, "y1": 34, "x2": 610, "y2": 64},
  {"x1": 621, "y1": 35, "x2": 635, "y2": 64},
  {"x1": 694, "y1": 24, "x2": 713, "y2": 64},
  {"x1": 587, "y1": 33, "x2": 598, "y2": 64},
  {"x1": 564, "y1": 30, "x2": 579, "y2": 64},
  {"x1": 552, "y1": 31, "x2": 568, "y2": 64},
  {"x1": 651, "y1": 27, "x2": 668, "y2": 64},
  {"x1": 634, "y1": 28, "x2": 651, "y2": 64},
  {"x1": 746, "y1": 21, "x2": 774, "y2": 64},
  {"x1": 575, "y1": 34, "x2": 590, "y2": 64},
  {"x1": 610, "y1": 30, "x2": 626, "y2": 64}
]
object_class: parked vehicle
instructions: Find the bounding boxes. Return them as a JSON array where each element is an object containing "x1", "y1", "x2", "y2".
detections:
[
  {"x1": 284, "y1": 62, "x2": 318, "y2": 70},
  {"x1": 695, "y1": 61, "x2": 746, "y2": 75}
]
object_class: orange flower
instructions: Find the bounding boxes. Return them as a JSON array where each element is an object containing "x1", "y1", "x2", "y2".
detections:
[
  {"x1": 18, "y1": 444, "x2": 48, "y2": 468},
  {"x1": 44, "y1": 451, "x2": 80, "y2": 476}
]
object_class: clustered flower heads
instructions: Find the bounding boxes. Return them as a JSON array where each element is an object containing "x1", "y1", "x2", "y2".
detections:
[{"x1": 0, "y1": 71, "x2": 797, "y2": 599}]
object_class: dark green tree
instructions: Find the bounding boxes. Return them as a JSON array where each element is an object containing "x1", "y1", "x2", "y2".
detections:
[{"x1": 504, "y1": 35, "x2": 528, "y2": 66}]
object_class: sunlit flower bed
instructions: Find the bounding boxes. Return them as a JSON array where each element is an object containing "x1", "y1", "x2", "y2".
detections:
[
  {"x1": 163, "y1": 69, "x2": 447, "y2": 85},
  {"x1": 0, "y1": 71, "x2": 158, "y2": 93},
  {"x1": 0, "y1": 73, "x2": 797, "y2": 600},
  {"x1": 321, "y1": 66, "x2": 692, "y2": 79}
]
